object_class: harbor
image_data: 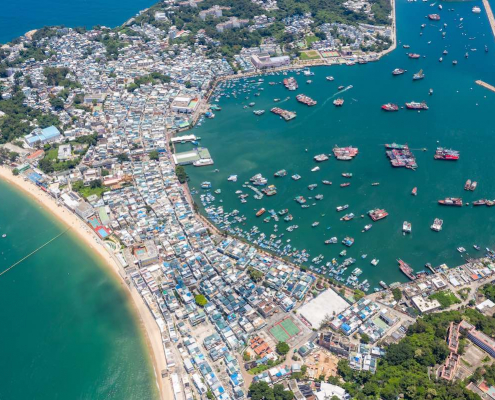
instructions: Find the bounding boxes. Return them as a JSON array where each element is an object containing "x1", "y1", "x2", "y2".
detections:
[{"x1": 182, "y1": 0, "x2": 495, "y2": 290}]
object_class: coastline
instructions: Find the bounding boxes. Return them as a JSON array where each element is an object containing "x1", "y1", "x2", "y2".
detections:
[{"x1": 0, "y1": 166, "x2": 170, "y2": 400}]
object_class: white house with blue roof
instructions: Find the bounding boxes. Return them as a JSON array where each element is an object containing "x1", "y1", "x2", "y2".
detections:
[{"x1": 24, "y1": 126, "x2": 62, "y2": 147}]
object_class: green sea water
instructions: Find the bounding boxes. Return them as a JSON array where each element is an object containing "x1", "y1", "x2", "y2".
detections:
[
  {"x1": 0, "y1": 181, "x2": 158, "y2": 400},
  {"x1": 184, "y1": 0, "x2": 495, "y2": 288}
]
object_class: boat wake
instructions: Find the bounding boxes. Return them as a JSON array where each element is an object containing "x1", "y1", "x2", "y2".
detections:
[{"x1": 320, "y1": 85, "x2": 354, "y2": 107}]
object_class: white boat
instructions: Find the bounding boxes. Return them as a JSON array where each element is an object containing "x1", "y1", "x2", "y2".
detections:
[
  {"x1": 472, "y1": 6, "x2": 481, "y2": 13},
  {"x1": 371, "y1": 259, "x2": 380, "y2": 266},
  {"x1": 311, "y1": 166, "x2": 320, "y2": 172},
  {"x1": 228, "y1": 175, "x2": 238, "y2": 182}
]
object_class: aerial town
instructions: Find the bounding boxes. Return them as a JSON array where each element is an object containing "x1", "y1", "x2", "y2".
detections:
[{"x1": 1, "y1": 0, "x2": 495, "y2": 399}]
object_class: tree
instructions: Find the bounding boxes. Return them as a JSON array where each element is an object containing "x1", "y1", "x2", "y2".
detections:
[
  {"x1": 276, "y1": 341, "x2": 290, "y2": 356},
  {"x1": 360, "y1": 333, "x2": 371, "y2": 344},
  {"x1": 38, "y1": 158, "x2": 54, "y2": 173},
  {"x1": 195, "y1": 294, "x2": 207, "y2": 307},
  {"x1": 248, "y1": 267, "x2": 264, "y2": 282},
  {"x1": 12, "y1": 168, "x2": 19, "y2": 176},
  {"x1": 175, "y1": 165, "x2": 188, "y2": 183},
  {"x1": 50, "y1": 97, "x2": 65, "y2": 110},
  {"x1": 117, "y1": 153, "x2": 130, "y2": 162},
  {"x1": 206, "y1": 390, "x2": 214, "y2": 400},
  {"x1": 249, "y1": 381, "x2": 294, "y2": 400},
  {"x1": 149, "y1": 150, "x2": 159, "y2": 160},
  {"x1": 392, "y1": 287, "x2": 402, "y2": 302},
  {"x1": 90, "y1": 179, "x2": 102, "y2": 189}
]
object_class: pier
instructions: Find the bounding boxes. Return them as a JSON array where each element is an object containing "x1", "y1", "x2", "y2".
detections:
[
  {"x1": 482, "y1": 0, "x2": 495, "y2": 40},
  {"x1": 475, "y1": 79, "x2": 495, "y2": 93}
]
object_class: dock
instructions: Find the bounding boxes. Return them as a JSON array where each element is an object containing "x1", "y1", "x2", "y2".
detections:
[
  {"x1": 482, "y1": 0, "x2": 495, "y2": 40},
  {"x1": 475, "y1": 80, "x2": 495, "y2": 93}
]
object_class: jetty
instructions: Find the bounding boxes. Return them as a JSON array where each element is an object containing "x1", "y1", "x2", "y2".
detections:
[
  {"x1": 475, "y1": 80, "x2": 495, "y2": 93},
  {"x1": 482, "y1": 0, "x2": 495, "y2": 40}
]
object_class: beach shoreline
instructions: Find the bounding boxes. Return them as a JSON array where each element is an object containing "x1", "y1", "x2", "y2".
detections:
[{"x1": 0, "y1": 166, "x2": 170, "y2": 400}]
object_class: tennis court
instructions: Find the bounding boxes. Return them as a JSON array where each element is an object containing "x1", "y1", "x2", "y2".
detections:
[
  {"x1": 281, "y1": 318, "x2": 300, "y2": 337},
  {"x1": 270, "y1": 325, "x2": 290, "y2": 342},
  {"x1": 269, "y1": 317, "x2": 300, "y2": 342}
]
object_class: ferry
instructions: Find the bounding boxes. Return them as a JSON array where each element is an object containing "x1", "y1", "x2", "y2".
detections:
[
  {"x1": 412, "y1": 187, "x2": 417, "y2": 196},
  {"x1": 256, "y1": 208, "x2": 266, "y2": 217},
  {"x1": 431, "y1": 218, "x2": 443, "y2": 231},
  {"x1": 392, "y1": 68, "x2": 406, "y2": 75},
  {"x1": 382, "y1": 103, "x2": 399, "y2": 111},
  {"x1": 438, "y1": 197, "x2": 463, "y2": 206},
  {"x1": 333, "y1": 98, "x2": 344, "y2": 107}
]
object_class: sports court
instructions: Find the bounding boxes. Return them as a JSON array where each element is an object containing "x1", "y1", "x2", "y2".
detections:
[{"x1": 269, "y1": 317, "x2": 301, "y2": 342}]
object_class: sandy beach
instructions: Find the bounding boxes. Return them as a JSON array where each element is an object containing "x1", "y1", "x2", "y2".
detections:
[{"x1": 0, "y1": 166, "x2": 171, "y2": 400}]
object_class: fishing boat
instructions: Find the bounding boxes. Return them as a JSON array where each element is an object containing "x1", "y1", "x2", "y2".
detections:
[
  {"x1": 256, "y1": 208, "x2": 266, "y2": 217},
  {"x1": 342, "y1": 237, "x2": 354, "y2": 247},
  {"x1": 368, "y1": 208, "x2": 388, "y2": 221},
  {"x1": 341, "y1": 213, "x2": 355, "y2": 221},
  {"x1": 336, "y1": 204, "x2": 349, "y2": 212},
  {"x1": 325, "y1": 237, "x2": 338, "y2": 244},
  {"x1": 464, "y1": 179, "x2": 472, "y2": 190},
  {"x1": 382, "y1": 103, "x2": 399, "y2": 111},
  {"x1": 408, "y1": 53, "x2": 421, "y2": 59},
  {"x1": 405, "y1": 101, "x2": 428, "y2": 110},
  {"x1": 322, "y1": 180, "x2": 332, "y2": 185},
  {"x1": 470, "y1": 181, "x2": 478, "y2": 191},
  {"x1": 333, "y1": 98, "x2": 344, "y2": 107},
  {"x1": 201, "y1": 181, "x2": 212, "y2": 189},
  {"x1": 392, "y1": 68, "x2": 406, "y2": 75},
  {"x1": 292, "y1": 174, "x2": 301, "y2": 180},
  {"x1": 403, "y1": 221, "x2": 412, "y2": 233},
  {"x1": 431, "y1": 218, "x2": 443, "y2": 231},
  {"x1": 253, "y1": 110, "x2": 265, "y2": 116},
  {"x1": 342, "y1": 173, "x2": 353, "y2": 178},
  {"x1": 371, "y1": 259, "x2": 380, "y2": 266},
  {"x1": 438, "y1": 197, "x2": 463, "y2": 206},
  {"x1": 398, "y1": 259, "x2": 416, "y2": 280},
  {"x1": 274, "y1": 169, "x2": 287, "y2": 177},
  {"x1": 363, "y1": 224, "x2": 372, "y2": 232},
  {"x1": 340, "y1": 182, "x2": 351, "y2": 187},
  {"x1": 412, "y1": 69, "x2": 425, "y2": 80}
]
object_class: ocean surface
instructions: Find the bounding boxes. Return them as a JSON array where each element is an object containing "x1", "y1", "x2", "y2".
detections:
[
  {"x1": 183, "y1": 0, "x2": 495, "y2": 289},
  {"x1": 0, "y1": 181, "x2": 158, "y2": 400},
  {"x1": 0, "y1": 0, "x2": 156, "y2": 44}
]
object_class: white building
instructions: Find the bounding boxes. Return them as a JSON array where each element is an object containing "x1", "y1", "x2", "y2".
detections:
[{"x1": 251, "y1": 54, "x2": 290, "y2": 69}]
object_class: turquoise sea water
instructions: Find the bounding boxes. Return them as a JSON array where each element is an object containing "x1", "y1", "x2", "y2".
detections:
[
  {"x1": 0, "y1": 0, "x2": 156, "y2": 44},
  {"x1": 0, "y1": 181, "x2": 158, "y2": 400},
  {"x1": 184, "y1": 0, "x2": 495, "y2": 288}
]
